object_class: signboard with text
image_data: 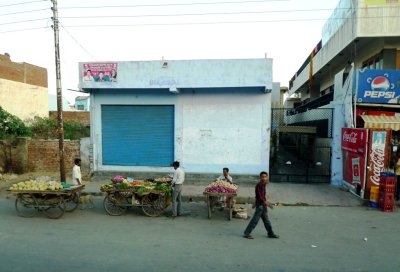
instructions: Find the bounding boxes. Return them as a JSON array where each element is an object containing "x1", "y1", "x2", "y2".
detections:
[
  {"x1": 82, "y1": 63, "x2": 118, "y2": 83},
  {"x1": 357, "y1": 69, "x2": 400, "y2": 104}
]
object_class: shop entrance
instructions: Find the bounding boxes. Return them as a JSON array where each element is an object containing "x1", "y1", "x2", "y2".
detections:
[{"x1": 270, "y1": 108, "x2": 334, "y2": 183}]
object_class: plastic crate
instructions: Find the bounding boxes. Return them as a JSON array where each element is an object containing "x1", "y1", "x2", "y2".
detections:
[
  {"x1": 380, "y1": 173, "x2": 396, "y2": 186},
  {"x1": 378, "y1": 193, "x2": 394, "y2": 210},
  {"x1": 379, "y1": 204, "x2": 394, "y2": 212},
  {"x1": 379, "y1": 184, "x2": 395, "y2": 194},
  {"x1": 370, "y1": 186, "x2": 380, "y2": 202},
  {"x1": 369, "y1": 201, "x2": 378, "y2": 208}
]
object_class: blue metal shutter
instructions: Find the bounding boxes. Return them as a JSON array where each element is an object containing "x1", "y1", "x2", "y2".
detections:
[{"x1": 102, "y1": 105, "x2": 174, "y2": 166}]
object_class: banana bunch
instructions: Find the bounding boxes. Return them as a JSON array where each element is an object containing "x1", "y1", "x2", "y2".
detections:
[{"x1": 100, "y1": 184, "x2": 114, "y2": 192}]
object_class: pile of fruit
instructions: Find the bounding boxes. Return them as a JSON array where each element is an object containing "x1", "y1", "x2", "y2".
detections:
[
  {"x1": 10, "y1": 180, "x2": 64, "y2": 191},
  {"x1": 111, "y1": 175, "x2": 125, "y2": 183},
  {"x1": 204, "y1": 180, "x2": 238, "y2": 194},
  {"x1": 154, "y1": 176, "x2": 172, "y2": 183},
  {"x1": 100, "y1": 176, "x2": 173, "y2": 196}
]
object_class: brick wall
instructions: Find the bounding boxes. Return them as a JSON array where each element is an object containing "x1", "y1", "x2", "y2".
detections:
[
  {"x1": 0, "y1": 53, "x2": 47, "y2": 88},
  {"x1": 27, "y1": 139, "x2": 80, "y2": 172},
  {"x1": 49, "y1": 111, "x2": 90, "y2": 126}
]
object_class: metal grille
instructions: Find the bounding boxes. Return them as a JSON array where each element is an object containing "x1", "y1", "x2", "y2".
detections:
[{"x1": 270, "y1": 108, "x2": 334, "y2": 183}]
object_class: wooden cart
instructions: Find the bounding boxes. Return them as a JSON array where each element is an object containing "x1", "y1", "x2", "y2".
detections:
[
  {"x1": 103, "y1": 188, "x2": 171, "y2": 217},
  {"x1": 9, "y1": 185, "x2": 85, "y2": 219},
  {"x1": 203, "y1": 192, "x2": 237, "y2": 220}
]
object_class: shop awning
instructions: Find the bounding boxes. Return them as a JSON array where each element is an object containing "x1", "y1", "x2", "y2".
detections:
[
  {"x1": 278, "y1": 126, "x2": 316, "y2": 134},
  {"x1": 361, "y1": 115, "x2": 400, "y2": 131}
]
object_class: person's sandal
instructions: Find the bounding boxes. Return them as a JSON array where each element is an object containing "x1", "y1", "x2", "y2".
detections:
[{"x1": 243, "y1": 234, "x2": 254, "y2": 239}]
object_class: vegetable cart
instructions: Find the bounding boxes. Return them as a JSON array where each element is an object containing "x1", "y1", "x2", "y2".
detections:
[
  {"x1": 9, "y1": 185, "x2": 85, "y2": 219},
  {"x1": 203, "y1": 192, "x2": 237, "y2": 220},
  {"x1": 102, "y1": 188, "x2": 171, "y2": 217}
]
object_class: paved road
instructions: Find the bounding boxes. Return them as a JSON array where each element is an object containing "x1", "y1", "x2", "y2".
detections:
[{"x1": 1, "y1": 195, "x2": 399, "y2": 272}]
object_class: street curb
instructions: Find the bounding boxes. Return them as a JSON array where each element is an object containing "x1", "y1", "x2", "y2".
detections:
[{"x1": 79, "y1": 191, "x2": 363, "y2": 207}]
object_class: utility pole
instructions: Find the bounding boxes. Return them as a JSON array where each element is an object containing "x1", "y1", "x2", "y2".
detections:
[{"x1": 51, "y1": 0, "x2": 66, "y2": 182}]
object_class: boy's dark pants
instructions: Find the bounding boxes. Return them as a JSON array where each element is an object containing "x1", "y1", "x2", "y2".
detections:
[{"x1": 244, "y1": 205, "x2": 274, "y2": 236}]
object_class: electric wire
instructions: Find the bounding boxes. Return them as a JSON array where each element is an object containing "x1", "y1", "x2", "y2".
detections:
[
  {"x1": 59, "y1": 21, "x2": 98, "y2": 61},
  {"x1": 0, "y1": 0, "x2": 46, "y2": 8},
  {"x1": 57, "y1": 15, "x2": 400, "y2": 28},
  {"x1": 0, "y1": 17, "x2": 49, "y2": 26},
  {"x1": 58, "y1": 8, "x2": 344, "y2": 20},
  {"x1": 58, "y1": 0, "x2": 290, "y2": 10},
  {"x1": 0, "y1": 26, "x2": 48, "y2": 34},
  {"x1": 0, "y1": 8, "x2": 49, "y2": 17}
]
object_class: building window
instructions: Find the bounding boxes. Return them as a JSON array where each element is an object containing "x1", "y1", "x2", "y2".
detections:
[
  {"x1": 77, "y1": 105, "x2": 84, "y2": 111},
  {"x1": 362, "y1": 52, "x2": 383, "y2": 69}
]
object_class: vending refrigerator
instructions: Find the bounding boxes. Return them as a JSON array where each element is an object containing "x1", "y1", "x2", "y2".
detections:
[
  {"x1": 341, "y1": 128, "x2": 369, "y2": 198},
  {"x1": 342, "y1": 128, "x2": 393, "y2": 199}
]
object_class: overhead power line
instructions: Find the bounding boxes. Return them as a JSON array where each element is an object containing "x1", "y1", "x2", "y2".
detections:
[
  {"x1": 0, "y1": 26, "x2": 48, "y2": 34},
  {"x1": 0, "y1": 0, "x2": 46, "y2": 8},
  {"x1": 0, "y1": 17, "x2": 48, "y2": 26},
  {"x1": 59, "y1": 8, "x2": 339, "y2": 20},
  {"x1": 0, "y1": 8, "x2": 49, "y2": 17},
  {"x1": 59, "y1": 21, "x2": 97, "y2": 61},
  {"x1": 59, "y1": 0, "x2": 289, "y2": 9},
  {"x1": 58, "y1": 14, "x2": 400, "y2": 28}
]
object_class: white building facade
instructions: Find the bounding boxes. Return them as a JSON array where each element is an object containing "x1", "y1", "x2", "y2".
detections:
[
  {"x1": 79, "y1": 59, "x2": 273, "y2": 176},
  {"x1": 286, "y1": 0, "x2": 400, "y2": 185}
]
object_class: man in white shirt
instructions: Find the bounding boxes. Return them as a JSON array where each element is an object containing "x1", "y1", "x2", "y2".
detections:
[
  {"x1": 171, "y1": 161, "x2": 185, "y2": 217},
  {"x1": 217, "y1": 167, "x2": 233, "y2": 183},
  {"x1": 71, "y1": 158, "x2": 82, "y2": 186},
  {"x1": 215, "y1": 167, "x2": 233, "y2": 209}
]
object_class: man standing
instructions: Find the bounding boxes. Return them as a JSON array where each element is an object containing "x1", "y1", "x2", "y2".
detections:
[
  {"x1": 171, "y1": 161, "x2": 185, "y2": 217},
  {"x1": 217, "y1": 167, "x2": 233, "y2": 183},
  {"x1": 71, "y1": 158, "x2": 82, "y2": 186},
  {"x1": 215, "y1": 167, "x2": 233, "y2": 209},
  {"x1": 243, "y1": 171, "x2": 279, "y2": 239}
]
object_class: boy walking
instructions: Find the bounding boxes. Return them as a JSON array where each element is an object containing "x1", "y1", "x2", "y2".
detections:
[{"x1": 243, "y1": 171, "x2": 279, "y2": 239}]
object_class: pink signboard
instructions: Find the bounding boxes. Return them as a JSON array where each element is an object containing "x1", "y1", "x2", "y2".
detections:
[{"x1": 82, "y1": 63, "x2": 117, "y2": 83}]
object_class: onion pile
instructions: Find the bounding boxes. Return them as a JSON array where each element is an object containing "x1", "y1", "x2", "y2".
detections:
[{"x1": 204, "y1": 180, "x2": 238, "y2": 194}]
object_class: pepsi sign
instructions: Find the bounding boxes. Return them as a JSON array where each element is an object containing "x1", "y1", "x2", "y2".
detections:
[{"x1": 357, "y1": 69, "x2": 400, "y2": 104}]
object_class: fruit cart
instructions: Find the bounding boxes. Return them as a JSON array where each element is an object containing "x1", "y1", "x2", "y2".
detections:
[
  {"x1": 203, "y1": 192, "x2": 237, "y2": 220},
  {"x1": 9, "y1": 185, "x2": 85, "y2": 219},
  {"x1": 102, "y1": 188, "x2": 171, "y2": 217}
]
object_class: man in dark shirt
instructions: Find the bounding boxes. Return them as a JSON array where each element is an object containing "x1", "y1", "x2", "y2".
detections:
[{"x1": 243, "y1": 171, "x2": 279, "y2": 239}]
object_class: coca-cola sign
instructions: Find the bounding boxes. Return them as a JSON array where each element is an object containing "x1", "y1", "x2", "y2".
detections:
[
  {"x1": 342, "y1": 128, "x2": 368, "y2": 153},
  {"x1": 368, "y1": 145, "x2": 385, "y2": 186},
  {"x1": 343, "y1": 131, "x2": 357, "y2": 143},
  {"x1": 365, "y1": 130, "x2": 389, "y2": 198}
]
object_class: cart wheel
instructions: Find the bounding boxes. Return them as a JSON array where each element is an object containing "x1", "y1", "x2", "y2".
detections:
[
  {"x1": 15, "y1": 194, "x2": 38, "y2": 218},
  {"x1": 44, "y1": 196, "x2": 66, "y2": 219},
  {"x1": 141, "y1": 194, "x2": 165, "y2": 217},
  {"x1": 103, "y1": 193, "x2": 127, "y2": 216},
  {"x1": 64, "y1": 193, "x2": 79, "y2": 212}
]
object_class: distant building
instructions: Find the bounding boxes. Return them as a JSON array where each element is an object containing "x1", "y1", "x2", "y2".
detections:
[
  {"x1": 48, "y1": 94, "x2": 71, "y2": 111},
  {"x1": 75, "y1": 96, "x2": 90, "y2": 111},
  {"x1": 0, "y1": 53, "x2": 48, "y2": 120},
  {"x1": 285, "y1": 0, "x2": 400, "y2": 185}
]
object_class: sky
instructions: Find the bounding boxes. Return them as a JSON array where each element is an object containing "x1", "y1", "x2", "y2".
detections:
[{"x1": 0, "y1": 0, "x2": 339, "y2": 105}]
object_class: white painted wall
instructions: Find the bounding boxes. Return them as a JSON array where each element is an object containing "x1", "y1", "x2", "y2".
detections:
[
  {"x1": 84, "y1": 58, "x2": 273, "y2": 175},
  {"x1": 179, "y1": 92, "x2": 271, "y2": 174},
  {"x1": 90, "y1": 90, "x2": 271, "y2": 175}
]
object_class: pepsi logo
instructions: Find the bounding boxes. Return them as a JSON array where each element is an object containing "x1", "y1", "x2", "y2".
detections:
[{"x1": 370, "y1": 76, "x2": 390, "y2": 92}]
